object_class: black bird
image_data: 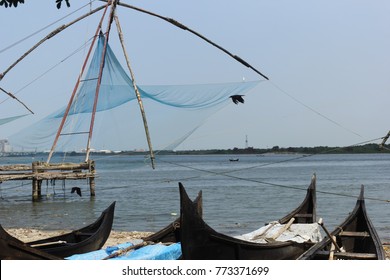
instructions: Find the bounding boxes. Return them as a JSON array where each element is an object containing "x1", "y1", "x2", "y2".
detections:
[
  {"x1": 230, "y1": 95, "x2": 245, "y2": 105},
  {"x1": 71, "y1": 187, "x2": 82, "y2": 197}
]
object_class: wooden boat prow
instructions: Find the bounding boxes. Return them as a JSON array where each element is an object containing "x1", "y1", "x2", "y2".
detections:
[
  {"x1": 0, "y1": 225, "x2": 61, "y2": 260},
  {"x1": 279, "y1": 173, "x2": 316, "y2": 224},
  {"x1": 143, "y1": 186, "x2": 202, "y2": 244},
  {"x1": 179, "y1": 176, "x2": 318, "y2": 260},
  {"x1": 298, "y1": 185, "x2": 385, "y2": 260}
]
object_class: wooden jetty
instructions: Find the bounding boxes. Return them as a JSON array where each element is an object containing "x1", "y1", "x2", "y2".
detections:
[{"x1": 0, "y1": 160, "x2": 96, "y2": 200}]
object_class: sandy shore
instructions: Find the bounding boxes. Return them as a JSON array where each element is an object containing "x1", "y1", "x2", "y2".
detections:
[
  {"x1": 6, "y1": 228, "x2": 153, "y2": 248},
  {"x1": 5, "y1": 228, "x2": 390, "y2": 259}
]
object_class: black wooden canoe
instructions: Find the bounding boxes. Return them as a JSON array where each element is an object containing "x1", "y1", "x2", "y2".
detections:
[
  {"x1": 1, "y1": 201, "x2": 115, "y2": 259},
  {"x1": 179, "y1": 175, "x2": 317, "y2": 260},
  {"x1": 298, "y1": 186, "x2": 385, "y2": 260},
  {"x1": 0, "y1": 225, "x2": 62, "y2": 260}
]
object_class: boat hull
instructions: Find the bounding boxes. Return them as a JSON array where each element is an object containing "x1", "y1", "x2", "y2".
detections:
[
  {"x1": 298, "y1": 186, "x2": 385, "y2": 260},
  {"x1": 179, "y1": 175, "x2": 317, "y2": 260},
  {"x1": 1, "y1": 201, "x2": 115, "y2": 259}
]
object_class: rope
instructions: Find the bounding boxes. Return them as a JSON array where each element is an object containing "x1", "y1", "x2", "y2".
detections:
[
  {"x1": 269, "y1": 81, "x2": 362, "y2": 138},
  {"x1": 99, "y1": 0, "x2": 269, "y2": 80},
  {"x1": 97, "y1": 0, "x2": 363, "y2": 140},
  {"x1": 158, "y1": 158, "x2": 390, "y2": 203},
  {"x1": 0, "y1": 4, "x2": 106, "y2": 81},
  {"x1": 0, "y1": 38, "x2": 95, "y2": 106},
  {"x1": 158, "y1": 136, "x2": 383, "y2": 180},
  {"x1": 155, "y1": 137, "x2": 390, "y2": 203}
]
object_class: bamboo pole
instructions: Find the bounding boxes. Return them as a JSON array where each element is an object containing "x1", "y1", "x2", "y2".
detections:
[
  {"x1": 379, "y1": 130, "x2": 390, "y2": 150},
  {"x1": 329, "y1": 236, "x2": 336, "y2": 260},
  {"x1": 47, "y1": 4, "x2": 110, "y2": 163},
  {"x1": 85, "y1": 0, "x2": 118, "y2": 162},
  {"x1": 103, "y1": 241, "x2": 153, "y2": 260},
  {"x1": 0, "y1": 5, "x2": 106, "y2": 81},
  {"x1": 317, "y1": 218, "x2": 343, "y2": 252},
  {"x1": 268, "y1": 217, "x2": 295, "y2": 242},
  {"x1": 0, "y1": 86, "x2": 34, "y2": 114},
  {"x1": 252, "y1": 222, "x2": 278, "y2": 240},
  {"x1": 114, "y1": 14, "x2": 156, "y2": 169}
]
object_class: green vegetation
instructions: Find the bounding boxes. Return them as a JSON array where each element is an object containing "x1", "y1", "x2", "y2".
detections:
[
  {"x1": 170, "y1": 143, "x2": 390, "y2": 155},
  {"x1": 2, "y1": 143, "x2": 390, "y2": 157}
]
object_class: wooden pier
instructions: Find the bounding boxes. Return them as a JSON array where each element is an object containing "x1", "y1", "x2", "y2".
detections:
[{"x1": 0, "y1": 160, "x2": 96, "y2": 200}]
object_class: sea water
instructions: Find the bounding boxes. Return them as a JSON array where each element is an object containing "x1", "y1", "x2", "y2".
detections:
[{"x1": 0, "y1": 153, "x2": 389, "y2": 243}]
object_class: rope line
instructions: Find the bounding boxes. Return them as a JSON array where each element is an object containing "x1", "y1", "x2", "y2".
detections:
[
  {"x1": 153, "y1": 136, "x2": 390, "y2": 203},
  {"x1": 159, "y1": 136, "x2": 384, "y2": 180},
  {"x1": 0, "y1": 37, "x2": 95, "y2": 106},
  {"x1": 269, "y1": 81, "x2": 362, "y2": 138},
  {"x1": 156, "y1": 157, "x2": 389, "y2": 203}
]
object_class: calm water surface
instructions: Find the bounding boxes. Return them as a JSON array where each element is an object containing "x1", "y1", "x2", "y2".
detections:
[{"x1": 1, "y1": 153, "x2": 389, "y2": 243}]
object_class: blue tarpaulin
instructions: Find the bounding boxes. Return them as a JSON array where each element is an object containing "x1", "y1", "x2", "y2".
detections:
[{"x1": 66, "y1": 242, "x2": 181, "y2": 260}]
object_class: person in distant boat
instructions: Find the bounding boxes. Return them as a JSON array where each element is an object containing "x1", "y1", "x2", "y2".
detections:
[
  {"x1": 71, "y1": 187, "x2": 82, "y2": 197},
  {"x1": 230, "y1": 95, "x2": 245, "y2": 104}
]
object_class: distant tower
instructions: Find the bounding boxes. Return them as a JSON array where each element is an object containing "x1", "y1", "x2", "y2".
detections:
[{"x1": 245, "y1": 135, "x2": 248, "y2": 149}]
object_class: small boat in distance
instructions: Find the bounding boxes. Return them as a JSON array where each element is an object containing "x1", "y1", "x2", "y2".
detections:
[
  {"x1": 297, "y1": 186, "x2": 385, "y2": 260},
  {"x1": 0, "y1": 202, "x2": 115, "y2": 259},
  {"x1": 229, "y1": 158, "x2": 239, "y2": 162},
  {"x1": 179, "y1": 175, "x2": 318, "y2": 260}
]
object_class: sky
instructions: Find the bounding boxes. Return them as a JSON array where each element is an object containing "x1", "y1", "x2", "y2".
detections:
[{"x1": 0, "y1": 0, "x2": 389, "y2": 151}]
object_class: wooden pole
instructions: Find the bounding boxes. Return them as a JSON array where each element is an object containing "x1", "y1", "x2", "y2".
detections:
[
  {"x1": 269, "y1": 217, "x2": 295, "y2": 241},
  {"x1": 0, "y1": 86, "x2": 34, "y2": 114},
  {"x1": 85, "y1": 0, "x2": 118, "y2": 162},
  {"x1": 329, "y1": 236, "x2": 337, "y2": 260},
  {"x1": 317, "y1": 218, "x2": 343, "y2": 252},
  {"x1": 103, "y1": 241, "x2": 153, "y2": 260},
  {"x1": 379, "y1": 130, "x2": 390, "y2": 150},
  {"x1": 113, "y1": 14, "x2": 156, "y2": 169},
  {"x1": 252, "y1": 222, "x2": 278, "y2": 240},
  {"x1": 47, "y1": 3, "x2": 110, "y2": 163},
  {"x1": 32, "y1": 161, "x2": 42, "y2": 201}
]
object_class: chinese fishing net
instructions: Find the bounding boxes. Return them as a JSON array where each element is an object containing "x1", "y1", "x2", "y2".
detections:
[{"x1": 8, "y1": 34, "x2": 261, "y2": 154}]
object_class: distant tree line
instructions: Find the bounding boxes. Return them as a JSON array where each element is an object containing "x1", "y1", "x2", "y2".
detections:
[
  {"x1": 171, "y1": 143, "x2": 390, "y2": 155},
  {"x1": 3, "y1": 143, "x2": 389, "y2": 157}
]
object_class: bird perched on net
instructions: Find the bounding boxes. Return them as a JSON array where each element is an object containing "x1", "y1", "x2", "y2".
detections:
[{"x1": 230, "y1": 95, "x2": 245, "y2": 105}]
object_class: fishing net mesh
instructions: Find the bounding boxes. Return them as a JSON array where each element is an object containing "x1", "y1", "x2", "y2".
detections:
[{"x1": 8, "y1": 34, "x2": 260, "y2": 153}]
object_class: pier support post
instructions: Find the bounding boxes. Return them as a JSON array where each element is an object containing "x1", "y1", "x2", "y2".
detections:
[
  {"x1": 32, "y1": 161, "x2": 42, "y2": 201},
  {"x1": 89, "y1": 160, "x2": 96, "y2": 197}
]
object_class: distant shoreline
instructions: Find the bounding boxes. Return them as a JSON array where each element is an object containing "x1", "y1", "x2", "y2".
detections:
[{"x1": 1, "y1": 143, "x2": 389, "y2": 157}]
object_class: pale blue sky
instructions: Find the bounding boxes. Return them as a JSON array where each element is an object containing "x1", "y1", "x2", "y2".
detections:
[{"x1": 1, "y1": 0, "x2": 389, "y2": 150}]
